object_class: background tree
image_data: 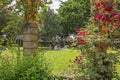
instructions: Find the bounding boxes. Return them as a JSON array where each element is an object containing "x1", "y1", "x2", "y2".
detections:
[
  {"x1": 0, "y1": 10, "x2": 9, "y2": 35},
  {"x1": 0, "y1": 0, "x2": 51, "y2": 55},
  {"x1": 39, "y1": 10, "x2": 63, "y2": 40},
  {"x1": 0, "y1": 9, "x2": 22, "y2": 46},
  {"x1": 58, "y1": 0, "x2": 90, "y2": 36}
]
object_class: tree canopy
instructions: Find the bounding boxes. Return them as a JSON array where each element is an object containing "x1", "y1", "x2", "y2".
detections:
[
  {"x1": 58, "y1": 0, "x2": 90, "y2": 35},
  {"x1": 39, "y1": 10, "x2": 63, "y2": 39}
]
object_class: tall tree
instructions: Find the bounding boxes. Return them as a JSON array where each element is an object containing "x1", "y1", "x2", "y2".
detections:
[
  {"x1": 58, "y1": 0, "x2": 90, "y2": 35},
  {"x1": 39, "y1": 10, "x2": 63, "y2": 40},
  {"x1": 0, "y1": 0, "x2": 51, "y2": 56}
]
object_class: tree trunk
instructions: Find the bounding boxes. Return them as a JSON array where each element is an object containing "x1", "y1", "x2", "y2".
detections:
[
  {"x1": 23, "y1": 0, "x2": 40, "y2": 56},
  {"x1": 95, "y1": 39, "x2": 109, "y2": 53},
  {"x1": 23, "y1": 23, "x2": 38, "y2": 56}
]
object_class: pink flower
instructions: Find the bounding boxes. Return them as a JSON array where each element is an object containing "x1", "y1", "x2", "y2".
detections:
[
  {"x1": 94, "y1": 1, "x2": 119, "y2": 33},
  {"x1": 77, "y1": 39, "x2": 85, "y2": 44},
  {"x1": 76, "y1": 28, "x2": 81, "y2": 32},
  {"x1": 78, "y1": 31, "x2": 87, "y2": 37},
  {"x1": 95, "y1": 14, "x2": 103, "y2": 21},
  {"x1": 102, "y1": 15, "x2": 110, "y2": 22},
  {"x1": 78, "y1": 32, "x2": 83, "y2": 36},
  {"x1": 94, "y1": 18, "x2": 97, "y2": 21},
  {"x1": 97, "y1": 14, "x2": 103, "y2": 20},
  {"x1": 118, "y1": 23, "x2": 120, "y2": 27},
  {"x1": 113, "y1": 14, "x2": 120, "y2": 20},
  {"x1": 96, "y1": 1, "x2": 104, "y2": 8},
  {"x1": 112, "y1": 12, "x2": 117, "y2": 16},
  {"x1": 74, "y1": 55, "x2": 83, "y2": 63},
  {"x1": 104, "y1": 6, "x2": 113, "y2": 11},
  {"x1": 83, "y1": 32, "x2": 87, "y2": 37},
  {"x1": 77, "y1": 60, "x2": 81, "y2": 63}
]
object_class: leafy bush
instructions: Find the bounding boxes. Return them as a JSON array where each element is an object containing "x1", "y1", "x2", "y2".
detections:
[
  {"x1": 0, "y1": 52, "x2": 53, "y2": 80},
  {"x1": 70, "y1": 35, "x2": 120, "y2": 80},
  {"x1": 70, "y1": 0, "x2": 120, "y2": 79},
  {"x1": 69, "y1": 26, "x2": 120, "y2": 80}
]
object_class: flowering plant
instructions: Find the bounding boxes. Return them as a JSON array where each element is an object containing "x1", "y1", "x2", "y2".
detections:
[
  {"x1": 71, "y1": 36, "x2": 120, "y2": 80},
  {"x1": 75, "y1": 28, "x2": 87, "y2": 44},
  {"x1": 71, "y1": 1, "x2": 120, "y2": 80},
  {"x1": 94, "y1": 1, "x2": 120, "y2": 34}
]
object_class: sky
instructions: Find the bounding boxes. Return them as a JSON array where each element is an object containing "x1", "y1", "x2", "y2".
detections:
[
  {"x1": 50, "y1": 0, "x2": 67, "y2": 12},
  {"x1": 11, "y1": 0, "x2": 67, "y2": 13}
]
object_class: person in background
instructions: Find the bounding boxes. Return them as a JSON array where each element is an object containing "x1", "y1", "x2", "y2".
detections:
[{"x1": 60, "y1": 38, "x2": 65, "y2": 49}]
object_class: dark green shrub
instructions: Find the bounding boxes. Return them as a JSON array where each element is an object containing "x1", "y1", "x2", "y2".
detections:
[
  {"x1": 71, "y1": 41, "x2": 120, "y2": 80},
  {"x1": 0, "y1": 52, "x2": 53, "y2": 80}
]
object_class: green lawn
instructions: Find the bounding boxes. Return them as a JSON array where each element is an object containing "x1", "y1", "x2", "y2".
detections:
[
  {"x1": 1, "y1": 48, "x2": 80, "y2": 74},
  {"x1": 44, "y1": 50, "x2": 80, "y2": 74}
]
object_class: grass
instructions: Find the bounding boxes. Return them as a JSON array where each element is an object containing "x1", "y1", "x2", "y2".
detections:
[
  {"x1": 1, "y1": 47, "x2": 120, "y2": 76},
  {"x1": 1, "y1": 48, "x2": 80, "y2": 74},
  {"x1": 44, "y1": 50, "x2": 80, "y2": 74}
]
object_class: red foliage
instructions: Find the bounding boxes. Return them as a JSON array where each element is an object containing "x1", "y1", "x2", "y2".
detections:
[
  {"x1": 75, "y1": 28, "x2": 87, "y2": 44},
  {"x1": 96, "y1": 1, "x2": 104, "y2": 8},
  {"x1": 94, "y1": 1, "x2": 120, "y2": 33},
  {"x1": 75, "y1": 27, "x2": 81, "y2": 32},
  {"x1": 76, "y1": 39, "x2": 86, "y2": 44},
  {"x1": 74, "y1": 55, "x2": 83, "y2": 64}
]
